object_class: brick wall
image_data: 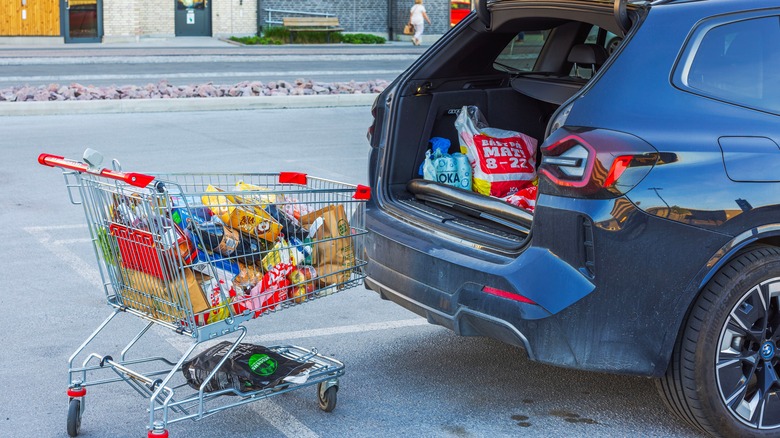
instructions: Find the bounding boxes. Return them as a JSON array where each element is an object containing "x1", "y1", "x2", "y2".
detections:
[
  {"x1": 103, "y1": 0, "x2": 140, "y2": 37},
  {"x1": 213, "y1": 0, "x2": 258, "y2": 37},
  {"x1": 392, "y1": 0, "x2": 450, "y2": 37},
  {"x1": 259, "y1": 0, "x2": 450, "y2": 39},
  {"x1": 103, "y1": 0, "x2": 174, "y2": 38},
  {"x1": 259, "y1": 0, "x2": 387, "y2": 34},
  {"x1": 139, "y1": 0, "x2": 175, "y2": 35},
  {"x1": 100, "y1": 0, "x2": 455, "y2": 40}
]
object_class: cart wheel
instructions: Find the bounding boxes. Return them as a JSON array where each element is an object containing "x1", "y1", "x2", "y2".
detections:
[
  {"x1": 147, "y1": 429, "x2": 169, "y2": 438},
  {"x1": 317, "y1": 383, "x2": 338, "y2": 412},
  {"x1": 67, "y1": 398, "x2": 82, "y2": 437}
]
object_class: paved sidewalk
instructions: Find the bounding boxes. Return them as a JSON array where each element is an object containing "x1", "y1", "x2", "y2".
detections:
[
  {"x1": 0, "y1": 37, "x2": 413, "y2": 116},
  {"x1": 0, "y1": 36, "x2": 427, "y2": 60}
]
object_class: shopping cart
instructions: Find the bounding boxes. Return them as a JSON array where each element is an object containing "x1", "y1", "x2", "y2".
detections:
[{"x1": 39, "y1": 150, "x2": 370, "y2": 437}]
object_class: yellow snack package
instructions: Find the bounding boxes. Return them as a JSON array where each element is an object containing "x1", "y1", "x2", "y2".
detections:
[{"x1": 202, "y1": 185, "x2": 282, "y2": 242}]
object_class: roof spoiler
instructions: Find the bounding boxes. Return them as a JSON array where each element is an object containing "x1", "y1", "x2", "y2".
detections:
[{"x1": 476, "y1": 0, "x2": 633, "y2": 34}]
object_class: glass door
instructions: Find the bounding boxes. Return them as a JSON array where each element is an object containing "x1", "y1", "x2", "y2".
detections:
[
  {"x1": 175, "y1": 0, "x2": 212, "y2": 37},
  {"x1": 61, "y1": 0, "x2": 102, "y2": 43}
]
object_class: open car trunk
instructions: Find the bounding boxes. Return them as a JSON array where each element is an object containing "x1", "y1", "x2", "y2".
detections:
[{"x1": 375, "y1": 0, "x2": 640, "y2": 255}]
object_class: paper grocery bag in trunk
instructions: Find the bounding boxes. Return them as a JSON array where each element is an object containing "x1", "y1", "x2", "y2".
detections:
[{"x1": 299, "y1": 204, "x2": 356, "y2": 288}]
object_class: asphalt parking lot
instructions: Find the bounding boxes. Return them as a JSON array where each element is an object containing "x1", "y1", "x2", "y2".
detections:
[{"x1": 1, "y1": 107, "x2": 705, "y2": 437}]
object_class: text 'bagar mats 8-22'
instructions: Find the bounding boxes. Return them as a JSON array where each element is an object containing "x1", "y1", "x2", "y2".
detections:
[{"x1": 39, "y1": 150, "x2": 370, "y2": 437}]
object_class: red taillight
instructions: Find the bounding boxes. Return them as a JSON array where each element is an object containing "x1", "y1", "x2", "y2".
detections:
[
  {"x1": 482, "y1": 286, "x2": 537, "y2": 305},
  {"x1": 539, "y1": 128, "x2": 659, "y2": 199},
  {"x1": 603, "y1": 155, "x2": 634, "y2": 188}
]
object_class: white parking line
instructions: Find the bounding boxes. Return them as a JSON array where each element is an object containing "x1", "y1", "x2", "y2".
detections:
[
  {"x1": 25, "y1": 226, "x2": 104, "y2": 289},
  {"x1": 53, "y1": 238, "x2": 93, "y2": 244}
]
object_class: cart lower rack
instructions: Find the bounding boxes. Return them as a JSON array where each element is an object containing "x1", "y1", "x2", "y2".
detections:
[{"x1": 39, "y1": 151, "x2": 369, "y2": 437}]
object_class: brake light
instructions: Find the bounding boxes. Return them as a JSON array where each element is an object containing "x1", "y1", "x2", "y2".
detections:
[{"x1": 539, "y1": 128, "x2": 659, "y2": 199}]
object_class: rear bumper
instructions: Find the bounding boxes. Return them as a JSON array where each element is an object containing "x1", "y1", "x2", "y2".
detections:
[
  {"x1": 365, "y1": 194, "x2": 731, "y2": 376},
  {"x1": 365, "y1": 276, "x2": 536, "y2": 360}
]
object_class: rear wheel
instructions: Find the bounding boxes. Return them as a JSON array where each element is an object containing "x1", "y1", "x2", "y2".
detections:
[{"x1": 657, "y1": 246, "x2": 780, "y2": 437}]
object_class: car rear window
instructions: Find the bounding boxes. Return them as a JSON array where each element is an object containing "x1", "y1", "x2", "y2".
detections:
[{"x1": 493, "y1": 30, "x2": 551, "y2": 73}]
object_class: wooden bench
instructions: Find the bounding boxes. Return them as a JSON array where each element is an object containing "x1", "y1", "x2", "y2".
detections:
[{"x1": 282, "y1": 17, "x2": 344, "y2": 43}]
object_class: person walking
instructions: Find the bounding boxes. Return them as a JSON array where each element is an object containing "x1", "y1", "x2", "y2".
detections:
[{"x1": 409, "y1": 0, "x2": 432, "y2": 46}]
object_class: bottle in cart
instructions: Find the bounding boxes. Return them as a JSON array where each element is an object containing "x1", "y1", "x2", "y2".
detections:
[{"x1": 188, "y1": 219, "x2": 269, "y2": 263}]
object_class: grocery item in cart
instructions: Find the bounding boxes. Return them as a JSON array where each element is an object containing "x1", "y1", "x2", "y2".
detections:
[
  {"x1": 193, "y1": 274, "x2": 245, "y2": 326},
  {"x1": 182, "y1": 342, "x2": 314, "y2": 393},
  {"x1": 171, "y1": 204, "x2": 213, "y2": 229},
  {"x1": 187, "y1": 218, "x2": 269, "y2": 264},
  {"x1": 234, "y1": 181, "x2": 312, "y2": 241},
  {"x1": 109, "y1": 219, "x2": 196, "y2": 280},
  {"x1": 118, "y1": 267, "x2": 211, "y2": 322},
  {"x1": 288, "y1": 267, "x2": 314, "y2": 303},
  {"x1": 261, "y1": 238, "x2": 305, "y2": 271},
  {"x1": 232, "y1": 261, "x2": 264, "y2": 294},
  {"x1": 300, "y1": 204, "x2": 356, "y2": 287},
  {"x1": 246, "y1": 262, "x2": 294, "y2": 314},
  {"x1": 173, "y1": 206, "x2": 243, "y2": 274},
  {"x1": 202, "y1": 185, "x2": 283, "y2": 243}
]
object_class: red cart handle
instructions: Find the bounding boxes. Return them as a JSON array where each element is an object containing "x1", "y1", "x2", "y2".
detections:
[{"x1": 38, "y1": 153, "x2": 155, "y2": 188}]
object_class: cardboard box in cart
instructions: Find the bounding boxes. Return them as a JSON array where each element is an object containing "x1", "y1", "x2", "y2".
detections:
[{"x1": 117, "y1": 267, "x2": 212, "y2": 323}]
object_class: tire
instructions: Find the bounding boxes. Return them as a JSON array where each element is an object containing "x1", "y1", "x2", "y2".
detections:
[
  {"x1": 317, "y1": 383, "x2": 338, "y2": 412},
  {"x1": 657, "y1": 246, "x2": 780, "y2": 437},
  {"x1": 67, "y1": 398, "x2": 81, "y2": 437}
]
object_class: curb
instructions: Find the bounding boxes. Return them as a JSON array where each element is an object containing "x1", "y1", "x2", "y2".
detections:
[{"x1": 0, "y1": 93, "x2": 378, "y2": 116}]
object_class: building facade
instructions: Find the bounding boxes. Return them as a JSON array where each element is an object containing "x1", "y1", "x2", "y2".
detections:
[{"x1": 0, "y1": 0, "x2": 466, "y2": 44}]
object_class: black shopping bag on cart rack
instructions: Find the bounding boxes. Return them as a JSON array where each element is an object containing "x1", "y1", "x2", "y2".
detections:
[{"x1": 182, "y1": 342, "x2": 314, "y2": 394}]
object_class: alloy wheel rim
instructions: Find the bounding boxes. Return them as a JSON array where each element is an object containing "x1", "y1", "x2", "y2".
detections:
[{"x1": 716, "y1": 278, "x2": 780, "y2": 430}]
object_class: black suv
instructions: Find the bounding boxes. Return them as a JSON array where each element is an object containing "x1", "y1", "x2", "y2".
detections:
[{"x1": 363, "y1": 0, "x2": 780, "y2": 436}]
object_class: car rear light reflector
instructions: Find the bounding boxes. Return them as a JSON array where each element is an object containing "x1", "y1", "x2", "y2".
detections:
[
  {"x1": 541, "y1": 141, "x2": 590, "y2": 180},
  {"x1": 482, "y1": 286, "x2": 537, "y2": 305},
  {"x1": 539, "y1": 128, "x2": 660, "y2": 199}
]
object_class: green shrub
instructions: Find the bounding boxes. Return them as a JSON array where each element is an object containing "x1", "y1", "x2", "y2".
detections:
[
  {"x1": 230, "y1": 29, "x2": 386, "y2": 45},
  {"x1": 228, "y1": 35, "x2": 283, "y2": 45},
  {"x1": 339, "y1": 33, "x2": 386, "y2": 44},
  {"x1": 263, "y1": 26, "x2": 290, "y2": 41}
]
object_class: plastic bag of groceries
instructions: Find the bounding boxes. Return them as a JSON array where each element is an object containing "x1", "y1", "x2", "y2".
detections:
[
  {"x1": 455, "y1": 105, "x2": 538, "y2": 197},
  {"x1": 502, "y1": 182, "x2": 538, "y2": 212},
  {"x1": 182, "y1": 342, "x2": 313, "y2": 394},
  {"x1": 418, "y1": 137, "x2": 472, "y2": 191}
]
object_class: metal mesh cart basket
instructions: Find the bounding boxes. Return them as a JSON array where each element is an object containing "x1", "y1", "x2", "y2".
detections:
[{"x1": 39, "y1": 150, "x2": 369, "y2": 437}]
